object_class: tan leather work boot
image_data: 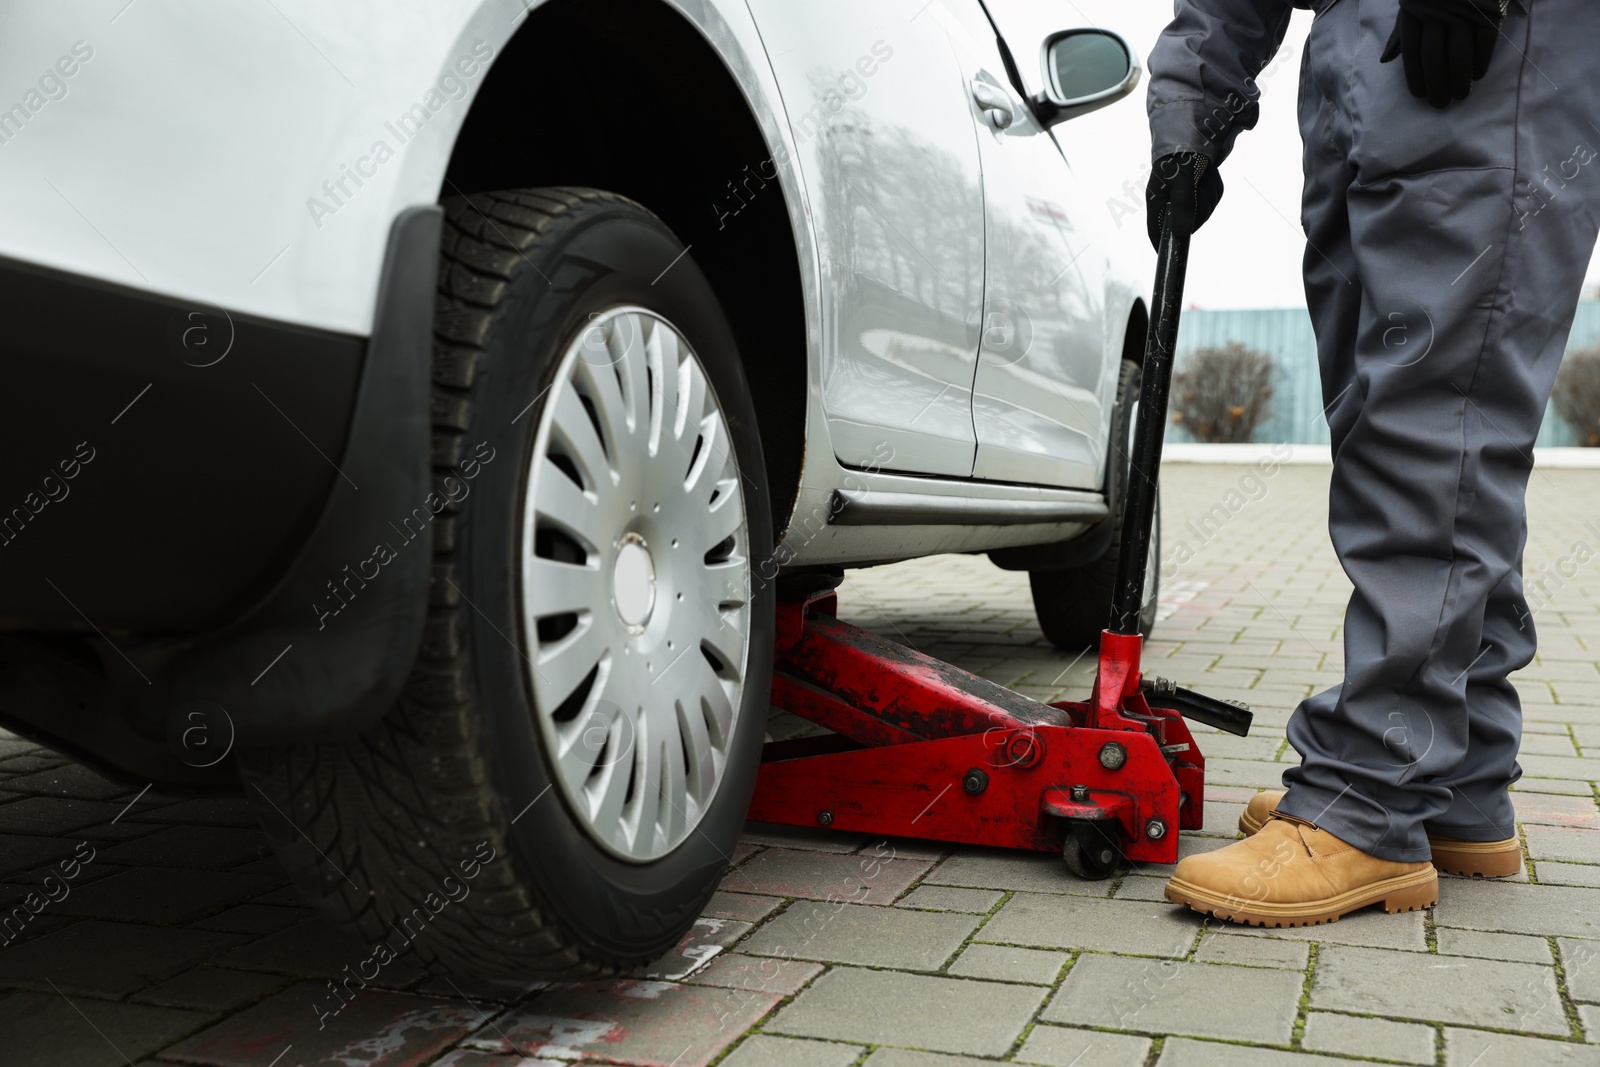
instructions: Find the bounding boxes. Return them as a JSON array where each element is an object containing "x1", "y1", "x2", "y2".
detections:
[
  {"x1": 1166, "y1": 814, "x2": 1437, "y2": 927},
  {"x1": 1237, "y1": 790, "x2": 1522, "y2": 878}
]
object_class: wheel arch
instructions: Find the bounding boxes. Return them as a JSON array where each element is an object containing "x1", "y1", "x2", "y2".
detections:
[{"x1": 441, "y1": 0, "x2": 810, "y2": 539}]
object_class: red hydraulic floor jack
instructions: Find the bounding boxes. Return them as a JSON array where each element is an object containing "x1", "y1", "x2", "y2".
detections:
[{"x1": 749, "y1": 222, "x2": 1253, "y2": 878}]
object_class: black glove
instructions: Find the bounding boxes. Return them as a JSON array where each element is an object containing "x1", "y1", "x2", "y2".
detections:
[
  {"x1": 1381, "y1": 0, "x2": 1510, "y2": 109},
  {"x1": 1146, "y1": 152, "x2": 1223, "y2": 251}
]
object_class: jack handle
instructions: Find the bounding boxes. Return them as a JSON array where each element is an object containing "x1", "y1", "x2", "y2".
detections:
[
  {"x1": 1141, "y1": 676, "x2": 1253, "y2": 737},
  {"x1": 1109, "y1": 215, "x2": 1190, "y2": 635}
]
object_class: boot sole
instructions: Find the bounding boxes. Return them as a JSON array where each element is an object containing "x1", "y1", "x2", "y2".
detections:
[
  {"x1": 1429, "y1": 838, "x2": 1524, "y2": 878},
  {"x1": 1237, "y1": 810, "x2": 1521, "y2": 878},
  {"x1": 1165, "y1": 866, "x2": 1438, "y2": 928}
]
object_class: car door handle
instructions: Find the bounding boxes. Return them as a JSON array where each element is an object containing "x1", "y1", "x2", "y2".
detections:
[{"x1": 971, "y1": 79, "x2": 1013, "y2": 129}]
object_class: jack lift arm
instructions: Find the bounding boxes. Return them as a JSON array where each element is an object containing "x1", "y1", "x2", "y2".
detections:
[{"x1": 748, "y1": 220, "x2": 1252, "y2": 878}]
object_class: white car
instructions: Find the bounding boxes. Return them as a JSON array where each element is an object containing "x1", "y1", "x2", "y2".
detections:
[{"x1": 0, "y1": 0, "x2": 1154, "y2": 974}]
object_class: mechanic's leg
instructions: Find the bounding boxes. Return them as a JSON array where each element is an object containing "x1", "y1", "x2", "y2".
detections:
[
  {"x1": 1253, "y1": 568, "x2": 1532, "y2": 845},
  {"x1": 1425, "y1": 559, "x2": 1531, "y2": 839},
  {"x1": 1299, "y1": 27, "x2": 1362, "y2": 462},
  {"x1": 1278, "y1": 0, "x2": 1600, "y2": 861},
  {"x1": 1284, "y1": 16, "x2": 1364, "y2": 767},
  {"x1": 1164, "y1": 8, "x2": 1444, "y2": 925}
]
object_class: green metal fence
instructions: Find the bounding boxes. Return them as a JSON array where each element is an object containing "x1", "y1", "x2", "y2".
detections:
[{"x1": 1171, "y1": 303, "x2": 1600, "y2": 446}]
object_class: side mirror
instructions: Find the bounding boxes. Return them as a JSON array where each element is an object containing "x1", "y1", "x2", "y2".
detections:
[{"x1": 1031, "y1": 29, "x2": 1141, "y2": 127}]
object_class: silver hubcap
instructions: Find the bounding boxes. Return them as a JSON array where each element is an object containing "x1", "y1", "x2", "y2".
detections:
[{"x1": 519, "y1": 306, "x2": 751, "y2": 862}]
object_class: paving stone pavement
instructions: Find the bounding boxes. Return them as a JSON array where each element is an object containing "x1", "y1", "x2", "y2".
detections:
[{"x1": 6, "y1": 462, "x2": 1600, "y2": 1065}]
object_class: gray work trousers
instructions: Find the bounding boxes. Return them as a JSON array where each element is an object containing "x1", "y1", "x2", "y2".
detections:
[{"x1": 1278, "y1": 0, "x2": 1600, "y2": 861}]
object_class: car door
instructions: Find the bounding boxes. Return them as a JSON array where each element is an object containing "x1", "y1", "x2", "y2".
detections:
[
  {"x1": 939, "y1": 0, "x2": 1114, "y2": 490},
  {"x1": 745, "y1": 0, "x2": 987, "y2": 477}
]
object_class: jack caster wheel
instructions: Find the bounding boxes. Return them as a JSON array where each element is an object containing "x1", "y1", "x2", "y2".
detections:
[{"x1": 1061, "y1": 818, "x2": 1124, "y2": 880}]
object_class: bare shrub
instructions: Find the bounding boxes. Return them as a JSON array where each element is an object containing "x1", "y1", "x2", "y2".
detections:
[
  {"x1": 1171, "y1": 342, "x2": 1276, "y2": 444},
  {"x1": 1553, "y1": 346, "x2": 1600, "y2": 447}
]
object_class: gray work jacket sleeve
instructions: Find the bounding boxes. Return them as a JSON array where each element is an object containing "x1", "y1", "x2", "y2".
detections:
[{"x1": 1147, "y1": 0, "x2": 1309, "y2": 166}]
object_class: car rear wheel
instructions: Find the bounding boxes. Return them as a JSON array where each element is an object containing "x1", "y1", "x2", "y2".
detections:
[
  {"x1": 1029, "y1": 359, "x2": 1159, "y2": 651},
  {"x1": 242, "y1": 187, "x2": 773, "y2": 977}
]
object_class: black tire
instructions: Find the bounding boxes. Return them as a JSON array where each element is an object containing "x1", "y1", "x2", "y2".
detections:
[
  {"x1": 241, "y1": 188, "x2": 774, "y2": 978},
  {"x1": 1029, "y1": 360, "x2": 1160, "y2": 651}
]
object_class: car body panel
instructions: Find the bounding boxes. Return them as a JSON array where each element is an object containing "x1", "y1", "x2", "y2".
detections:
[
  {"x1": 0, "y1": 0, "x2": 818, "y2": 341},
  {"x1": 978, "y1": 0, "x2": 1154, "y2": 490},
  {"x1": 0, "y1": 0, "x2": 831, "y2": 620},
  {"x1": 744, "y1": 0, "x2": 989, "y2": 478},
  {"x1": 966, "y1": 128, "x2": 1120, "y2": 492},
  {"x1": 0, "y1": 0, "x2": 1148, "y2": 616},
  {"x1": 0, "y1": 0, "x2": 512, "y2": 334},
  {"x1": 939, "y1": 7, "x2": 1112, "y2": 491},
  {"x1": 778, "y1": 463, "x2": 1105, "y2": 569}
]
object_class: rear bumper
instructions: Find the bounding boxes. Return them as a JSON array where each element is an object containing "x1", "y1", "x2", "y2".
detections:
[{"x1": 0, "y1": 206, "x2": 442, "y2": 774}]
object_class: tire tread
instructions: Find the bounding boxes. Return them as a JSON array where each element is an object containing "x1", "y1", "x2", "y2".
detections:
[{"x1": 242, "y1": 188, "x2": 663, "y2": 978}]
